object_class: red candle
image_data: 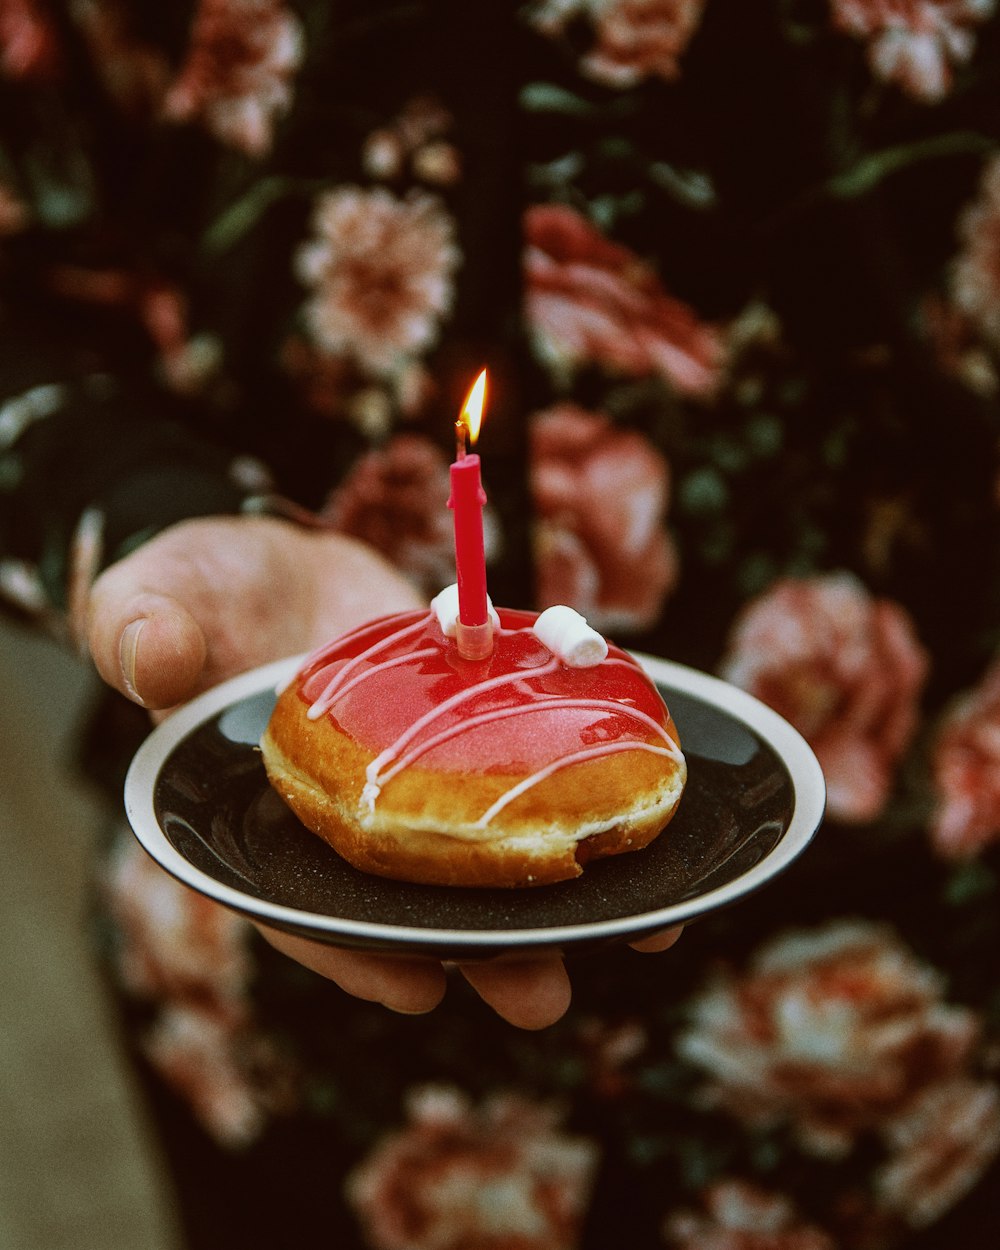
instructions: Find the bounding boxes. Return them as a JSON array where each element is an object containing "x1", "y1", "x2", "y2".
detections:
[{"x1": 448, "y1": 368, "x2": 492, "y2": 659}]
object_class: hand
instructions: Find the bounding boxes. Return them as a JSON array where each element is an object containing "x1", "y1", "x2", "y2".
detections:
[
  {"x1": 258, "y1": 923, "x2": 684, "y2": 1030},
  {"x1": 87, "y1": 515, "x2": 424, "y2": 710},
  {"x1": 87, "y1": 515, "x2": 682, "y2": 1028}
]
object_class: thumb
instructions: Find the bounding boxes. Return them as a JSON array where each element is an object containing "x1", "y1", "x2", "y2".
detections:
[
  {"x1": 85, "y1": 515, "x2": 294, "y2": 709},
  {"x1": 86, "y1": 516, "x2": 424, "y2": 710},
  {"x1": 88, "y1": 583, "x2": 208, "y2": 710}
]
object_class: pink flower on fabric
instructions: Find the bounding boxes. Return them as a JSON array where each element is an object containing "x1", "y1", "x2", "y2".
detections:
[
  {"x1": 104, "y1": 834, "x2": 295, "y2": 1147},
  {"x1": 951, "y1": 154, "x2": 1000, "y2": 352},
  {"x1": 527, "y1": 0, "x2": 707, "y2": 88},
  {"x1": 102, "y1": 831, "x2": 252, "y2": 1006},
  {"x1": 362, "y1": 96, "x2": 461, "y2": 188},
  {"x1": 70, "y1": 0, "x2": 170, "y2": 116},
  {"x1": 346, "y1": 1085, "x2": 598, "y2": 1250},
  {"x1": 142, "y1": 1004, "x2": 286, "y2": 1149},
  {"x1": 42, "y1": 265, "x2": 215, "y2": 395},
  {"x1": 720, "y1": 573, "x2": 927, "y2": 824},
  {"x1": 324, "y1": 434, "x2": 456, "y2": 594},
  {"x1": 930, "y1": 657, "x2": 1000, "y2": 858},
  {"x1": 830, "y1": 0, "x2": 995, "y2": 103},
  {"x1": 576, "y1": 1017, "x2": 648, "y2": 1098},
  {"x1": 162, "y1": 0, "x2": 303, "y2": 156},
  {"x1": 524, "y1": 203, "x2": 722, "y2": 395},
  {"x1": 677, "y1": 919, "x2": 980, "y2": 1158},
  {"x1": 0, "y1": 181, "x2": 28, "y2": 233},
  {"x1": 875, "y1": 1077, "x2": 1000, "y2": 1228},
  {"x1": 0, "y1": 0, "x2": 58, "y2": 79},
  {"x1": 919, "y1": 293, "x2": 998, "y2": 397},
  {"x1": 296, "y1": 188, "x2": 460, "y2": 376},
  {"x1": 530, "y1": 403, "x2": 678, "y2": 632},
  {"x1": 664, "y1": 1179, "x2": 836, "y2": 1250}
]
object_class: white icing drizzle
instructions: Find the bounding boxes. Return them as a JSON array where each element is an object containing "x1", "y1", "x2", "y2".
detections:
[
  {"x1": 299, "y1": 607, "x2": 683, "y2": 830},
  {"x1": 301, "y1": 612, "x2": 399, "y2": 670},
  {"x1": 362, "y1": 657, "x2": 562, "y2": 787},
  {"x1": 369, "y1": 697, "x2": 681, "y2": 796},
  {"x1": 324, "y1": 646, "x2": 439, "y2": 707},
  {"x1": 475, "y1": 741, "x2": 680, "y2": 828},
  {"x1": 306, "y1": 616, "x2": 428, "y2": 720}
]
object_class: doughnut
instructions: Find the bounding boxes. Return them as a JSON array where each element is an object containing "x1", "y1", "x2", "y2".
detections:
[{"x1": 259, "y1": 599, "x2": 686, "y2": 888}]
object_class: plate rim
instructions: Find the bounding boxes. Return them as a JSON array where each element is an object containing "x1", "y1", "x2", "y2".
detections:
[{"x1": 124, "y1": 652, "x2": 826, "y2": 951}]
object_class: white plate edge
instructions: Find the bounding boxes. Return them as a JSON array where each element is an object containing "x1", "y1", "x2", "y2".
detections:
[{"x1": 123, "y1": 651, "x2": 827, "y2": 949}]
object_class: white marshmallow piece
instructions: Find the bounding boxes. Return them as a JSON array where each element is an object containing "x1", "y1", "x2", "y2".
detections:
[
  {"x1": 533, "y1": 605, "x2": 608, "y2": 667},
  {"x1": 431, "y1": 582, "x2": 500, "y2": 638}
]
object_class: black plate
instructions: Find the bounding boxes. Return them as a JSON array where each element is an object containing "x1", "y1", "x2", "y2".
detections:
[{"x1": 125, "y1": 655, "x2": 825, "y2": 959}]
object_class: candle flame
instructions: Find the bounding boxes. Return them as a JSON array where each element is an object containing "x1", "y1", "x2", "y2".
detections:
[{"x1": 459, "y1": 368, "x2": 488, "y2": 445}]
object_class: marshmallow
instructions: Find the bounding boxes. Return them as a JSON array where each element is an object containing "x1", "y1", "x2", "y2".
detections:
[
  {"x1": 431, "y1": 583, "x2": 500, "y2": 637},
  {"x1": 532, "y1": 605, "x2": 608, "y2": 667}
]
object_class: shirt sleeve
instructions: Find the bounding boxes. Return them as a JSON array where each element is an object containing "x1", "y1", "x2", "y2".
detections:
[
  {"x1": 0, "y1": 319, "x2": 250, "y2": 625},
  {"x1": 0, "y1": 20, "x2": 257, "y2": 633}
]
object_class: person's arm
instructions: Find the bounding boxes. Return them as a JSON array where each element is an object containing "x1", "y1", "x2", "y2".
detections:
[
  {"x1": 0, "y1": 5, "x2": 256, "y2": 634},
  {"x1": 0, "y1": 307, "x2": 591, "y2": 1028},
  {"x1": 87, "y1": 512, "x2": 627, "y2": 1029},
  {"x1": 0, "y1": 324, "x2": 249, "y2": 640},
  {"x1": 0, "y1": 316, "x2": 680, "y2": 1035},
  {"x1": 1, "y1": 12, "x2": 680, "y2": 1030}
]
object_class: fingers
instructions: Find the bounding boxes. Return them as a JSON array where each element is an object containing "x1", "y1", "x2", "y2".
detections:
[
  {"x1": 458, "y1": 931, "x2": 682, "y2": 1030},
  {"x1": 257, "y1": 928, "x2": 675, "y2": 1026},
  {"x1": 262, "y1": 923, "x2": 571, "y2": 1027},
  {"x1": 628, "y1": 924, "x2": 684, "y2": 953},
  {"x1": 261, "y1": 925, "x2": 570, "y2": 1027},
  {"x1": 459, "y1": 957, "x2": 572, "y2": 1030},
  {"x1": 258, "y1": 926, "x2": 447, "y2": 1015},
  {"x1": 458, "y1": 931, "x2": 683, "y2": 1027}
]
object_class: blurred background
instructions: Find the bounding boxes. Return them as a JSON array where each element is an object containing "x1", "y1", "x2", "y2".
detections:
[{"x1": 0, "y1": 620, "x2": 178, "y2": 1250}]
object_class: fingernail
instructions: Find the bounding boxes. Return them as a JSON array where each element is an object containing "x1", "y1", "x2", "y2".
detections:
[{"x1": 120, "y1": 619, "x2": 147, "y2": 705}]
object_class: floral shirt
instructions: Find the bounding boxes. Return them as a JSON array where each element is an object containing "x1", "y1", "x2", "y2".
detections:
[{"x1": 3, "y1": 2, "x2": 1000, "y2": 1248}]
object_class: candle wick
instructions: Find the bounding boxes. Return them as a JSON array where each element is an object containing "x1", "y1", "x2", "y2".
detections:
[{"x1": 455, "y1": 421, "x2": 467, "y2": 461}]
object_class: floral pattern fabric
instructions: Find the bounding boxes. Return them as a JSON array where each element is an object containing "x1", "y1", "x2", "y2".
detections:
[{"x1": 2, "y1": 1, "x2": 1000, "y2": 1247}]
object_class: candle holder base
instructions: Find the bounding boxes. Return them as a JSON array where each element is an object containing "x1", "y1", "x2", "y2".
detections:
[{"x1": 455, "y1": 620, "x2": 494, "y2": 661}]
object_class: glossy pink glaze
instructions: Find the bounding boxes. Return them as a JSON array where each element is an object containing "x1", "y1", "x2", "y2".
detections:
[{"x1": 296, "y1": 609, "x2": 677, "y2": 780}]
